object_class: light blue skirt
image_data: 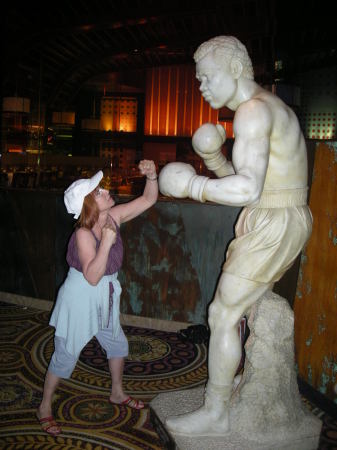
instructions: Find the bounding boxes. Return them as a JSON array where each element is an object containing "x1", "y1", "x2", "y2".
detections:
[{"x1": 50, "y1": 267, "x2": 122, "y2": 357}]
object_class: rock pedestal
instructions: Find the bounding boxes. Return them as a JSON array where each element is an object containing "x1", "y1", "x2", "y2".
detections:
[{"x1": 150, "y1": 291, "x2": 322, "y2": 450}]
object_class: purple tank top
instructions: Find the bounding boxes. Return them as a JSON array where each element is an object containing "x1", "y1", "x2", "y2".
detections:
[{"x1": 66, "y1": 220, "x2": 123, "y2": 274}]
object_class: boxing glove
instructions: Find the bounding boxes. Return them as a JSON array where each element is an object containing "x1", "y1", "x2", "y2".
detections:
[
  {"x1": 192, "y1": 123, "x2": 227, "y2": 171},
  {"x1": 159, "y1": 162, "x2": 209, "y2": 203}
]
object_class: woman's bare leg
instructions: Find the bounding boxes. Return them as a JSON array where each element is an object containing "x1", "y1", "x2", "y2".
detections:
[{"x1": 37, "y1": 370, "x2": 61, "y2": 434}]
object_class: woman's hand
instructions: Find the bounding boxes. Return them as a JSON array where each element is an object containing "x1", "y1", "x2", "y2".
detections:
[
  {"x1": 138, "y1": 160, "x2": 157, "y2": 180},
  {"x1": 110, "y1": 160, "x2": 158, "y2": 225},
  {"x1": 101, "y1": 221, "x2": 117, "y2": 248}
]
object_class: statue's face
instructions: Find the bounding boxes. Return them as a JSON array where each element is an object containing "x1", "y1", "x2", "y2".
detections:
[{"x1": 196, "y1": 52, "x2": 237, "y2": 109}]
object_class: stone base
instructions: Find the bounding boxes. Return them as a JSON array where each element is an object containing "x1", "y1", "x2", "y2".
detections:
[
  {"x1": 150, "y1": 387, "x2": 321, "y2": 450},
  {"x1": 150, "y1": 291, "x2": 322, "y2": 450}
]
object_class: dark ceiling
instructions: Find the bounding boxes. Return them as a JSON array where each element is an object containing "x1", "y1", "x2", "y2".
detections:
[{"x1": 3, "y1": 0, "x2": 336, "y2": 110}]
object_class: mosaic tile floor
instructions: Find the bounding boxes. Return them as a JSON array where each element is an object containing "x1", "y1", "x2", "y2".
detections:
[{"x1": 0, "y1": 300, "x2": 335, "y2": 449}]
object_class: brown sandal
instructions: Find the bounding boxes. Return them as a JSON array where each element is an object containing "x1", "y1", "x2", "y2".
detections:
[
  {"x1": 37, "y1": 415, "x2": 61, "y2": 436},
  {"x1": 110, "y1": 396, "x2": 145, "y2": 410}
]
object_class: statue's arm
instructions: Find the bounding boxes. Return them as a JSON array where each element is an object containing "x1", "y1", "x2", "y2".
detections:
[
  {"x1": 159, "y1": 101, "x2": 273, "y2": 205},
  {"x1": 200, "y1": 101, "x2": 272, "y2": 206}
]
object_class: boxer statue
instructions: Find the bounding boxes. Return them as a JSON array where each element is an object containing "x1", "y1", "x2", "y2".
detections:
[{"x1": 159, "y1": 36, "x2": 312, "y2": 436}]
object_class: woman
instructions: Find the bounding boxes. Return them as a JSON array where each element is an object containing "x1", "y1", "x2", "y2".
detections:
[{"x1": 37, "y1": 160, "x2": 158, "y2": 436}]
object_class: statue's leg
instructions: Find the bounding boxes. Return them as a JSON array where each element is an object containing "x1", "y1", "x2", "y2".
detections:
[
  {"x1": 208, "y1": 272, "x2": 270, "y2": 386},
  {"x1": 166, "y1": 272, "x2": 270, "y2": 436}
]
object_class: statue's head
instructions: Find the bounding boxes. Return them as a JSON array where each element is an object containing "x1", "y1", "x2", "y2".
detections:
[{"x1": 194, "y1": 36, "x2": 254, "y2": 81}]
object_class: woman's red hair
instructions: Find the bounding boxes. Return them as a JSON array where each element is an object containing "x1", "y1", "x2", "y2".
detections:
[{"x1": 77, "y1": 192, "x2": 99, "y2": 229}]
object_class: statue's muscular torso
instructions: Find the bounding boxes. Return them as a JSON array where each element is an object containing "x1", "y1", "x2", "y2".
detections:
[{"x1": 250, "y1": 90, "x2": 308, "y2": 191}]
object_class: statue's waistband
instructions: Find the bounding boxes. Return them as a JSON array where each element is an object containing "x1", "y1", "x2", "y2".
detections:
[{"x1": 253, "y1": 187, "x2": 308, "y2": 208}]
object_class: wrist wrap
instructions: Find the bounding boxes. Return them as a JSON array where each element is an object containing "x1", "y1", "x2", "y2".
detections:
[
  {"x1": 204, "y1": 152, "x2": 228, "y2": 171},
  {"x1": 188, "y1": 175, "x2": 209, "y2": 202}
]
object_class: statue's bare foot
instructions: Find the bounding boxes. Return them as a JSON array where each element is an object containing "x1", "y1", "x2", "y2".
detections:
[{"x1": 166, "y1": 404, "x2": 229, "y2": 437}]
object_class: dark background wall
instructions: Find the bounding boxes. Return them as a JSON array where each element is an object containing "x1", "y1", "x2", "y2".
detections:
[{"x1": 0, "y1": 189, "x2": 302, "y2": 324}]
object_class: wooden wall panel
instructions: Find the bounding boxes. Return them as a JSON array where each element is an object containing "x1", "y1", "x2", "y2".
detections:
[
  {"x1": 168, "y1": 67, "x2": 178, "y2": 136},
  {"x1": 191, "y1": 72, "x2": 200, "y2": 134},
  {"x1": 201, "y1": 97, "x2": 210, "y2": 124},
  {"x1": 158, "y1": 67, "x2": 168, "y2": 136},
  {"x1": 180, "y1": 67, "x2": 190, "y2": 135},
  {"x1": 145, "y1": 65, "x2": 219, "y2": 136},
  {"x1": 294, "y1": 142, "x2": 337, "y2": 402},
  {"x1": 144, "y1": 70, "x2": 152, "y2": 135}
]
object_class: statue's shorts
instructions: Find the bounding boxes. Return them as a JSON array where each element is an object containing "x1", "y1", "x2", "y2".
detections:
[{"x1": 223, "y1": 188, "x2": 313, "y2": 284}]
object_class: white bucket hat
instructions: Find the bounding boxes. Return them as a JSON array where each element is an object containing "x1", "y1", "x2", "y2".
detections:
[{"x1": 64, "y1": 170, "x2": 103, "y2": 219}]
